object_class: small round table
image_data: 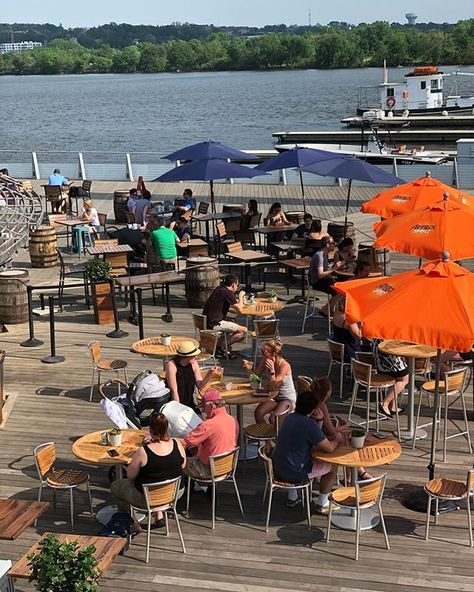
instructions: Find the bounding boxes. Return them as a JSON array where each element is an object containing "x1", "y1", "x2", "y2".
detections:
[
  {"x1": 240, "y1": 299, "x2": 285, "y2": 358},
  {"x1": 313, "y1": 436, "x2": 401, "y2": 531},
  {"x1": 379, "y1": 340, "x2": 437, "y2": 441},
  {"x1": 131, "y1": 336, "x2": 199, "y2": 368},
  {"x1": 72, "y1": 429, "x2": 145, "y2": 470}
]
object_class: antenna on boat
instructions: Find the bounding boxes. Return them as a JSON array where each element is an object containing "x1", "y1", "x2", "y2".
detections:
[{"x1": 383, "y1": 59, "x2": 388, "y2": 84}]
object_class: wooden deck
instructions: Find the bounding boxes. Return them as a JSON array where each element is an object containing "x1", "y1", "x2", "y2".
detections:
[{"x1": 1, "y1": 185, "x2": 474, "y2": 591}]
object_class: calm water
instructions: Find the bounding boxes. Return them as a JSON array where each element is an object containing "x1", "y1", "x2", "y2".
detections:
[{"x1": 1, "y1": 66, "x2": 473, "y2": 154}]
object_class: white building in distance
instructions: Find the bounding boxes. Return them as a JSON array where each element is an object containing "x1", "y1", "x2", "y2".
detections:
[{"x1": 0, "y1": 41, "x2": 42, "y2": 54}]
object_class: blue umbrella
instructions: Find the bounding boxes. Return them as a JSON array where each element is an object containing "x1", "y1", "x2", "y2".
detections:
[
  {"x1": 301, "y1": 155, "x2": 404, "y2": 231},
  {"x1": 254, "y1": 146, "x2": 338, "y2": 212},
  {"x1": 163, "y1": 141, "x2": 257, "y2": 163},
  {"x1": 156, "y1": 157, "x2": 265, "y2": 211}
]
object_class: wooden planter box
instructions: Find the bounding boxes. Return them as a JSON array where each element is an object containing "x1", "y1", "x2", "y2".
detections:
[{"x1": 91, "y1": 282, "x2": 114, "y2": 325}]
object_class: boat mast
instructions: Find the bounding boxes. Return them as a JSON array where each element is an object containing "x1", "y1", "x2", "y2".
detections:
[{"x1": 383, "y1": 59, "x2": 388, "y2": 84}]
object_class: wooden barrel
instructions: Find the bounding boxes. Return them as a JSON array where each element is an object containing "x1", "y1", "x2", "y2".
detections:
[
  {"x1": 358, "y1": 242, "x2": 391, "y2": 275},
  {"x1": 113, "y1": 190, "x2": 130, "y2": 223},
  {"x1": 0, "y1": 269, "x2": 29, "y2": 325},
  {"x1": 29, "y1": 226, "x2": 58, "y2": 268},
  {"x1": 185, "y1": 257, "x2": 220, "y2": 308},
  {"x1": 327, "y1": 221, "x2": 356, "y2": 247},
  {"x1": 223, "y1": 204, "x2": 246, "y2": 215},
  {"x1": 285, "y1": 211, "x2": 305, "y2": 225}
]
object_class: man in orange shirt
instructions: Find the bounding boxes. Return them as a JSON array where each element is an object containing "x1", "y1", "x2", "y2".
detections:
[{"x1": 184, "y1": 390, "x2": 239, "y2": 480}]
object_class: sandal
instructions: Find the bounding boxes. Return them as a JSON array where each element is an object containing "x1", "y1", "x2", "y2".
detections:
[{"x1": 358, "y1": 471, "x2": 373, "y2": 480}]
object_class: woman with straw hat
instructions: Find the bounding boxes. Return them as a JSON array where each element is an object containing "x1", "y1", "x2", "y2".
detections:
[{"x1": 166, "y1": 341, "x2": 221, "y2": 412}]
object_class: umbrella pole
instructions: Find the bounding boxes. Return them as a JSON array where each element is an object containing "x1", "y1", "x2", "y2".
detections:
[
  {"x1": 428, "y1": 348, "x2": 441, "y2": 481},
  {"x1": 299, "y1": 170, "x2": 307, "y2": 214},
  {"x1": 210, "y1": 179, "x2": 216, "y2": 214},
  {"x1": 343, "y1": 179, "x2": 352, "y2": 235}
]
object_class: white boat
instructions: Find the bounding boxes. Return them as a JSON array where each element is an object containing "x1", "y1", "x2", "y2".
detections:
[{"x1": 356, "y1": 64, "x2": 474, "y2": 116}]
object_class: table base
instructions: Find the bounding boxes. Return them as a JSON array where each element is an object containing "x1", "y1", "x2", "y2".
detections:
[
  {"x1": 239, "y1": 443, "x2": 258, "y2": 461},
  {"x1": 393, "y1": 427, "x2": 427, "y2": 442},
  {"x1": 330, "y1": 506, "x2": 380, "y2": 531}
]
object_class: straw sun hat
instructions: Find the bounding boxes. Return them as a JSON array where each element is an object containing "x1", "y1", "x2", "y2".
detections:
[{"x1": 176, "y1": 341, "x2": 201, "y2": 357}]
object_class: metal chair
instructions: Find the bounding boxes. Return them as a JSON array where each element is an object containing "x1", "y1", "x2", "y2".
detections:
[
  {"x1": 130, "y1": 477, "x2": 186, "y2": 561},
  {"x1": 87, "y1": 341, "x2": 128, "y2": 402},
  {"x1": 348, "y1": 359, "x2": 397, "y2": 433},
  {"x1": 57, "y1": 249, "x2": 89, "y2": 313},
  {"x1": 259, "y1": 446, "x2": 311, "y2": 532},
  {"x1": 192, "y1": 312, "x2": 207, "y2": 338},
  {"x1": 185, "y1": 448, "x2": 244, "y2": 529},
  {"x1": 44, "y1": 185, "x2": 67, "y2": 214},
  {"x1": 424, "y1": 468, "x2": 474, "y2": 547},
  {"x1": 251, "y1": 319, "x2": 280, "y2": 365},
  {"x1": 327, "y1": 474, "x2": 389, "y2": 560},
  {"x1": 301, "y1": 273, "x2": 331, "y2": 334},
  {"x1": 413, "y1": 367, "x2": 471, "y2": 460},
  {"x1": 327, "y1": 339, "x2": 351, "y2": 399},
  {"x1": 34, "y1": 442, "x2": 93, "y2": 531}
]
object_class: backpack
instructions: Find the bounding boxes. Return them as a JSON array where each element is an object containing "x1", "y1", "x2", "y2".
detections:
[{"x1": 98, "y1": 512, "x2": 134, "y2": 554}]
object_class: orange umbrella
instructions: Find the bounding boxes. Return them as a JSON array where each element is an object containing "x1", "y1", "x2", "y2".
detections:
[
  {"x1": 361, "y1": 172, "x2": 474, "y2": 218},
  {"x1": 373, "y1": 194, "x2": 474, "y2": 260}
]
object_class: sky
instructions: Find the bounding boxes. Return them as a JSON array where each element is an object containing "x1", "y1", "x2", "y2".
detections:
[{"x1": 2, "y1": 0, "x2": 473, "y2": 28}]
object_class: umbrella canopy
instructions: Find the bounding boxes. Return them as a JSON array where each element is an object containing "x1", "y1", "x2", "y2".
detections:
[
  {"x1": 156, "y1": 157, "x2": 265, "y2": 212},
  {"x1": 361, "y1": 172, "x2": 474, "y2": 219},
  {"x1": 253, "y1": 146, "x2": 339, "y2": 213},
  {"x1": 373, "y1": 194, "x2": 474, "y2": 261},
  {"x1": 163, "y1": 141, "x2": 257, "y2": 163},
  {"x1": 301, "y1": 155, "x2": 403, "y2": 230}
]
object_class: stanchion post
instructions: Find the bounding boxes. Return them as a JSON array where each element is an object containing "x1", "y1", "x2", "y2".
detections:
[
  {"x1": 106, "y1": 279, "x2": 128, "y2": 338},
  {"x1": 20, "y1": 285, "x2": 44, "y2": 347},
  {"x1": 137, "y1": 288, "x2": 144, "y2": 340},
  {"x1": 41, "y1": 296, "x2": 65, "y2": 364}
]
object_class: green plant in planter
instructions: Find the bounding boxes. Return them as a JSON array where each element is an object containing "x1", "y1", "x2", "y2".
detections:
[
  {"x1": 161, "y1": 332, "x2": 171, "y2": 338},
  {"x1": 269, "y1": 290, "x2": 278, "y2": 299},
  {"x1": 84, "y1": 259, "x2": 112, "y2": 283},
  {"x1": 249, "y1": 373, "x2": 261, "y2": 383},
  {"x1": 108, "y1": 428, "x2": 121, "y2": 436},
  {"x1": 28, "y1": 534, "x2": 100, "y2": 592},
  {"x1": 350, "y1": 429, "x2": 366, "y2": 438}
]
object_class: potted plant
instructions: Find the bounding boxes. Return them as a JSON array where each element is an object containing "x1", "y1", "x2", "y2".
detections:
[
  {"x1": 28, "y1": 533, "x2": 99, "y2": 592},
  {"x1": 84, "y1": 259, "x2": 114, "y2": 325},
  {"x1": 160, "y1": 332, "x2": 172, "y2": 346},
  {"x1": 249, "y1": 373, "x2": 261, "y2": 391},
  {"x1": 350, "y1": 428, "x2": 366, "y2": 449},
  {"x1": 107, "y1": 428, "x2": 122, "y2": 447},
  {"x1": 269, "y1": 289, "x2": 278, "y2": 303}
]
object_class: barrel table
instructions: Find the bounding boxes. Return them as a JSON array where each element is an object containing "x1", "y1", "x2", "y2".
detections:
[
  {"x1": 0, "y1": 269, "x2": 29, "y2": 325},
  {"x1": 113, "y1": 190, "x2": 130, "y2": 224},
  {"x1": 285, "y1": 211, "x2": 305, "y2": 225},
  {"x1": 185, "y1": 257, "x2": 220, "y2": 308},
  {"x1": 327, "y1": 221, "x2": 356, "y2": 247},
  {"x1": 28, "y1": 226, "x2": 58, "y2": 268},
  {"x1": 358, "y1": 242, "x2": 391, "y2": 276}
]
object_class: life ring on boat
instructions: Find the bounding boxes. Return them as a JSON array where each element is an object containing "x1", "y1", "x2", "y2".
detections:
[
  {"x1": 402, "y1": 90, "x2": 409, "y2": 100},
  {"x1": 386, "y1": 96, "x2": 396, "y2": 109}
]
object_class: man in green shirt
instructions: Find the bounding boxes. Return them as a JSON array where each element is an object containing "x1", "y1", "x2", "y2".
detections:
[{"x1": 151, "y1": 220, "x2": 179, "y2": 269}]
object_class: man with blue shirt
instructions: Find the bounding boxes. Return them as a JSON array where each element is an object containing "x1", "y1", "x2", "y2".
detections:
[
  {"x1": 47, "y1": 168, "x2": 70, "y2": 213},
  {"x1": 271, "y1": 390, "x2": 341, "y2": 514},
  {"x1": 48, "y1": 168, "x2": 69, "y2": 187}
]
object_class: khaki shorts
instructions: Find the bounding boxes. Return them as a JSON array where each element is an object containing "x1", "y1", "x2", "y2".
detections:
[
  {"x1": 213, "y1": 320, "x2": 241, "y2": 333},
  {"x1": 184, "y1": 456, "x2": 211, "y2": 480}
]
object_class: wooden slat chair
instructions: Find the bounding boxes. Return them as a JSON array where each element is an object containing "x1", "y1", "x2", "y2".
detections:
[
  {"x1": 130, "y1": 476, "x2": 186, "y2": 561},
  {"x1": 354, "y1": 351, "x2": 377, "y2": 369},
  {"x1": 242, "y1": 405, "x2": 291, "y2": 474},
  {"x1": 327, "y1": 474, "x2": 389, "y2": 560},
  {"x1": 259, "y1": 445, "x2": 311, "y2": 533},
  {"x1": 327, "y1": 339, "x2": 351, "y2": 399},
  {"x1": 185, "y1": 448, "x2": 244, "y2": 529},
  {"x1": 251, "y1": 319, "x2": 280, "y2": 365},
  {"x1": 44, "y1": 185, "x2": 67, "y2": 214},
  {"x1": 198, "y1": 330, "x2": 219, "y2": 367},
  {"x1": 348, "y1": 359, "x2": 397, "y2": 434},
  {"x1": 223, "y1": 217, "x2": 242, "y2": 241},
  {"x1": 88, "y1": 341, "x2": 128, "y2": 402},
  {"x1": 192, "y1": 312, "x2": 207, "y2": 339},
  {"x1": 198, "y1": 202, "x2": 209, "y2": 215},
  {"x1": 47, "y1": 213, "x2": 69, "y2": 240},
  {"x1": 33, "y1": 442, "x2": 93, "y2": 531},
  {"x1": 413, "y1": 367, "x2": 471, "y2": 460},
  {"x1": 98, "y1": 213, "x2": 119, "y2": 239},
  {"x1": 424, "y1": 468, "x2": 474, "y2": 547},
  {"x1": 104, "y1": 251, "x2": 128, "y2": 277}
]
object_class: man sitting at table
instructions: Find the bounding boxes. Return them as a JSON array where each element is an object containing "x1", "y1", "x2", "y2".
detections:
[
  {"x1": 292, "y1": 213, "x2": 313, "y2": 241},
  {"x1": 151, "y1": 219, "x2": 179, "y2": 269},
  {"x1": 309, "y1": 235, "x2": 342, "y2": 318},
  {"x1": 184, "y1": 389, "x2": 239, "y2": 481},
  {"x1": 271, "y1": 389, "x2": 342, "y2": 514},
  {"x1": 174, "y1": 188, "x2": 195, "y2": 217},
  {"x1": 202, "y1": 273, "x2": 247, "y2": 359}
]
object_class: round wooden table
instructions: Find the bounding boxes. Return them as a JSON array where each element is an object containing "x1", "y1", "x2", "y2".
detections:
[
  {"x1": 72, "y1": 429, "x2": 145, "y2": 468},
  {"x1": 131, "y1": 336, "x2": 199, "y2": 368},
  {"x1": 379, "y1": 340, "x2": 437, "y2": 441},
  {"x1": 313, "y1": 436, "x2": 401, "y2": 531}
]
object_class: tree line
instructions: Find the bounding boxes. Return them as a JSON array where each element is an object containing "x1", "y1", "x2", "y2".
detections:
[{"x1": 0, "y1": 20, "x2": 473, "y2": 76}]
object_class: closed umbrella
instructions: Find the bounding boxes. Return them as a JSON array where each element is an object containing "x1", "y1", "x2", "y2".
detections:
[
  {"x1": 373, "y1": 194, "x2": 474, "y2": 261},
  {"x1": 253, "y1": 146, "x2": 338, "y2": 213},
  {"x1": 163, "y1": 140, "x2": 257, "y2": 163},
  {"x1": 301, "y1": 155, "x2": 402, "y2": 232},
  {"x1": 361, "y1": 171, "x2": 474, "y2": 219}
]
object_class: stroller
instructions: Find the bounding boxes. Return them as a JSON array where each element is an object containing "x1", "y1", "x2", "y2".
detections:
[{"x1": 99, "y1": 370, "x2": 171, "y2": 429}]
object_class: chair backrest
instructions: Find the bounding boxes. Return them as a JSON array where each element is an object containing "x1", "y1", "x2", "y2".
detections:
[
  {"x1": 444, "y1": 367, "x2": 468, "y2": 393},
  {"x1": 414, "y1": 357, "x2": 432, "y2": 374},
  {"x1": 274, "y1": 405, "x2": 292, "y2": 435},
  {"x1": 198, "y1": 202, "x2": 209, "y2": 215},
  {"x1": 48, "y1": 213, "x2": 68, "y2": 228},
  {"x1": 258, "y1": 445, "x2": 275, "y2": 483},
  {"x1": 94, "y1": 239, "x2": 118, "y2": 246},
  {"x1": 44, "y1": 186, "x2": 62, "y2": 199},
  {"x1": 125, "y1": 211, "x2": 136, "y2": 224},
  {"x1": 98, "y1": 213, "x2": 107, "y2": 228},
  {"x1": 351, "y1": 359, "x2": 372, "y2": 385},
  {"x1": 88, "y1": 340, "x2": 101, "y2": 365},
  {"x1": 224, "y1": 218, "x2": 241, "y2": 234},
  {"x1": 466, "y1": 467, "x2": 474, "y2": 494},
  {"x1": 254, "y1": 319, "x2": 279, "y2": 339},
  {"x1": 143, "y1": 476, "x2": 182, "y2": 511},
  {"x1": 209, "y1": 448, "x2": 239, "y2": 480},
  {"x1": 105, "y1": 252, "x2": 128, "y2": 271},
  {"x1": 297, "y1": 375, "x2": 312, "y2": 394},
  {"x1": 34, "y1": 442, "x2": 56, "y2": 480},
  {"x1": 82, "y1": 180, "x2": 92, "y2": 192},
  {"x1": 192, "y1": 313, "x2": 207, "y2": 333},
  {"x1": 226, "y1": 241, "x2": 242, "y2": 254},
  {"x1": 355, "y1": 474, "x2": 386, "y2": 507},
  {"x1": 355, "y1": 351, "x2": 376, "y2": 368},
  {"x1": 199, "y1": 330, "x2": 218, "y2": 355},
  {"x1": 327, "y1": 339, "x2": 344, "y2": 364},
  {"x1": 249, "y1": 213, "x2": 261, "y2": 228},
  {"x1": 216, "y1": 222, "x2": 227, "y2": 239}
]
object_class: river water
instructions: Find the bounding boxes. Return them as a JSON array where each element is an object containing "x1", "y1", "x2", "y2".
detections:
[{"x1": 1, "y1": 65, "x2": 473, "y2": 154}]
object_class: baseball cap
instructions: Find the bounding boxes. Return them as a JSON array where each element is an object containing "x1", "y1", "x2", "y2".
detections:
[{"x1": 201, "y1": 390, "x2": 222, "y2": 403}]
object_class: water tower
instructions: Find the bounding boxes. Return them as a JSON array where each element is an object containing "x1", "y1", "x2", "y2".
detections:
[{"x1": 405, "y1": 12, "x2": 418, "y2": 25}]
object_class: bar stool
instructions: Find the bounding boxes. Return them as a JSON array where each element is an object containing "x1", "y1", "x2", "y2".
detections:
[
  {"x1": 413, "y1": 367, "x2": 471, "y2": 461},
  {"x1": 73, "y1": 225, "x2": 94, "y2": 257}
]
